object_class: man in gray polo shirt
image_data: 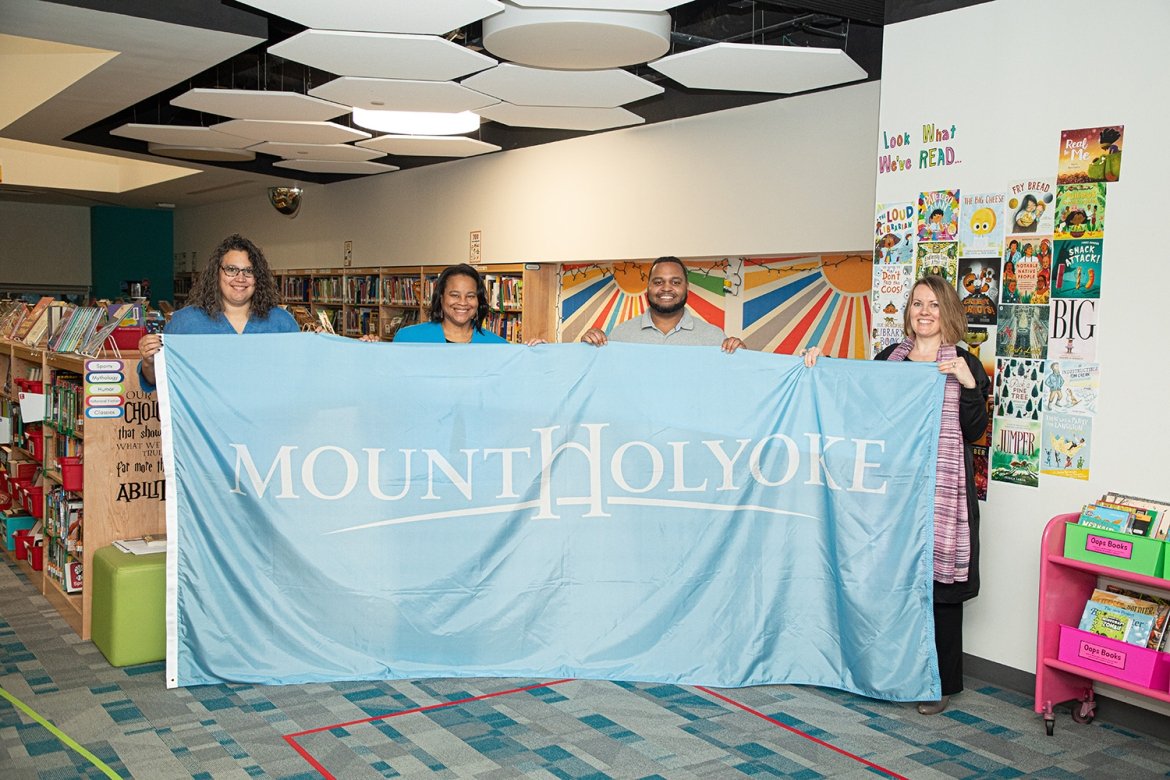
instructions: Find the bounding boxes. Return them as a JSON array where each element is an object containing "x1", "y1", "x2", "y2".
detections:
[{"x1": 580, "y1": 256, "x2": 746, "y2": 352}]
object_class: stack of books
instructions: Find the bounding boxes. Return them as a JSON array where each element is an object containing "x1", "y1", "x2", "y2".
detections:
[
  {"x1": 1077, "y1": 493, "x2": 1170, "y2": 539},
  {"x1": 1078, "y1": 586, "x2": 1169, "y2": 650}
]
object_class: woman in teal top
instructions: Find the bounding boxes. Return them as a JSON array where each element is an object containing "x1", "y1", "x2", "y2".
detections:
[
  {"x1": 138, "y1": 234, "x2": 299, "y2": 392},
  {"x1": 394, "y1": 264, "x2": 507, "y2": 344}
]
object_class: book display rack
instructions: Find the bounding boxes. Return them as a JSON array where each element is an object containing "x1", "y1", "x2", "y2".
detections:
[
  {"x1": 1035, "y1": 513, "x2": 1170, "y2": 735},
  {"x1": 0, "y1": 341, "x2": 165, "y2": 638}
]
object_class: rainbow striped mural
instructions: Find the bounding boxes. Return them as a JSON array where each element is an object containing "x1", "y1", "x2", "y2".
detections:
[{"x1": 558, "y1": 254, "x2": 871, "y2": 358}]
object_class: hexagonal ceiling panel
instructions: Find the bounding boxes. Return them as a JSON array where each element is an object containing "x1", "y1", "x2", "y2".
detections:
[
  {"x1": 250, "y1": 142, "x2": 385, "y2": 162},
  {"x1": 234, "y1": 0, "x2": 504, "y2": 35},
  {"x1": 273, "y1": 159, "x2": 400, "y2": 174},
  {"x1": 170, "y1": 88, "x2": 349, "y2": 121},
  {"x1": 476, "y1": 103, "x2": 643, "y2": 131},
  {"x1": 462, "y1": 63, "x2": 662, "y2": 108},
  {"x1": 309, "y1": 77, "x2": 499, "y2": 113},
  {"x1": 110, "y1": 124, "x2": 256, "y2": 149},
  {"x1": 211, "y1": 119, "x2": 371, "y2": 144},
  {"x1": 482, "y1": 5, "x2": 670, "y2": 69},
  {"x1": 509, "y1": 0, "x2": 686, "y2": 9},
  {"x1": 650, "y1": 43, "x2": 867, "y2": 94},
  {"x1": 269, "y1": 31, "x2": 498, "y2": 81},
  {"x1": 357, "y1": 135, "x2": 500, "y2": 158}
]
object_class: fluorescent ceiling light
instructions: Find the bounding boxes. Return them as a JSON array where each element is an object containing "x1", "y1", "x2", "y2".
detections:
[{"x1": 351, "y1": 107, "x2": 480, "y2": 135}]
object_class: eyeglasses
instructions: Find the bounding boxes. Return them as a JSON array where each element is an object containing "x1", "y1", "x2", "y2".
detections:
[{"x1": 220, "y1": 264, "x2": 255, "y2": 278}]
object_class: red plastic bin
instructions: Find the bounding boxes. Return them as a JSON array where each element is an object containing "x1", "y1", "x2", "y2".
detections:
[
  {"x1": 59, "y1": 457, "x2": 83, "y2": 492},
  {"x1": 108, "y1": 326, "x2": 146, "y2": 351}
]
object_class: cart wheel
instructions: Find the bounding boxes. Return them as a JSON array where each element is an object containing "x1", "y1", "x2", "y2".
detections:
[
  {"x1": 1044, "y1": 717, "x2": 1055, "y2": 736},
  {"x1": 1071, "y1": 700, "x2": 1096, "y2": 724}
]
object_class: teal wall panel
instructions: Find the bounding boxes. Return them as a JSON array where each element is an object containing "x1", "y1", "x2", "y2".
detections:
[{"x1": 90, "y1": 206, "x2": 173, "y2": 304}]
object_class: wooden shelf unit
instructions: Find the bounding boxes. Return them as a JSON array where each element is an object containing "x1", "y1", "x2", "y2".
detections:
[
  {"x1": 0, "y1": 340, "x2": 165, "y2": 639},
  {"x1": 273, "y1": 263, "x2": 557, "y2": 342}
]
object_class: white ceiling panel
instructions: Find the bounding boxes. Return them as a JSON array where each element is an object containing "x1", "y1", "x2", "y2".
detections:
[
  {"x1": 273, "y1": 159, "x2": 400, "y2": 174},
  {"x1": 170, "y1": 88, "x2": 349, "y2": 121},
  {"x1": 649, "y1": 43, "x2": 867, "y2": 94},
  {"x1": 482, "y1": 5, "x2": 670, "y2": 69},
  {"x1": 462, "y1": 63, "x2": 662, "y2": 107},
  {"x1": 509, "y1": 0, "x2": 686, "y2": 9},
  {"x1": 309, "y1": 77, "x2": 499, "y2": 113},
  {"x1": 235, "y1": 0, "x2": 504, "y2": 35},
  {"x1": 356, "y1": 135, "x2": 500, "y2": 158},
  {"x1": 250, "y1": 142, "x2": 385, "y2": 162},
  {"x1": 211, "y1": 119, "x2": 371, "y2": 144},
  {"x1": 269, "y1": 31, "x2": 498, "y2": 81},
  {"x1": 476, "y1": 103, "x2": 643, "y2": 131},
  {"x1": 110, "y1": 123, "x2": 256, "y2": 148},
  {"x1": 147, "y1": 144, "x2": 257, "y2": 162}
]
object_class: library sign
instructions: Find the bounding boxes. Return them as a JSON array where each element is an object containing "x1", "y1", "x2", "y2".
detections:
[
  {"x1": 85, "y1": 359, "x2": 164, "y2": 503},
  {"x1": 158, "y1": 336, "x2": 946, "y2": 700}
]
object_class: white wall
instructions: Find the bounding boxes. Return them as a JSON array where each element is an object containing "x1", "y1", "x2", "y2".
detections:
[
  {"x1": 0, "y1": 201, "x2": 90, "y2": 285},
  {"x1": 877, "y1": 0, "x2": 1170, "y2": 713},
  {"x1": 174, "y1": 82, "x2": 880, "y2": 268}
]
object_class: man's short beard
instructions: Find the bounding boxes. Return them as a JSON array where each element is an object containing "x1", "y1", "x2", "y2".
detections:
[{"x1": 648, "y1": 292, "x2": 687, "y2": 315}]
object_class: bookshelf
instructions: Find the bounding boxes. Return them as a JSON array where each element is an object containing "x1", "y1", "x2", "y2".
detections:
[
  {"x1": 0, "y1": 341, "x2": 164, "y2": 638},
  {"x1": 172, "y1": 272, "x2": 195, "y2": 307},
  {"x1": 275, "y1": 264, "x2": 557, "y2": 342}
]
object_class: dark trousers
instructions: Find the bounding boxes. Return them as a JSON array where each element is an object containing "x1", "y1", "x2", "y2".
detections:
[{"x1": 934, "y1": 601, "x2": 964, "y2": 696}]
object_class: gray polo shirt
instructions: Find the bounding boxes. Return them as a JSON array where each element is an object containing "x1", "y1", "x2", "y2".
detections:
[{"x1": 608, "y1": 309, "x2": 728, "y2": 346}]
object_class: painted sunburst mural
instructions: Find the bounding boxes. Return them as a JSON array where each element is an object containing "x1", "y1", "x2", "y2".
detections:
[{"x1": 558, "y1": 254, "x2": 871, "y2": 358}]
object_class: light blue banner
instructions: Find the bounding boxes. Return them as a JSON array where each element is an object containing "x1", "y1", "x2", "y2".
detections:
[{"x1": 159, "y1": 335, "x2": 944, "y2": 700}]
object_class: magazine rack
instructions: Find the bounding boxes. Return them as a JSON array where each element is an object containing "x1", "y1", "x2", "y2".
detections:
[{"x1": 1035, "y1": 513, "x2": 1170, "y2": 735}]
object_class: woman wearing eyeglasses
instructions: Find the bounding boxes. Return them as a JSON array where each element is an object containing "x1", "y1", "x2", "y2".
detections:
[{"x1": 137, "y1": 234, "x2": 299, "y2": 391}]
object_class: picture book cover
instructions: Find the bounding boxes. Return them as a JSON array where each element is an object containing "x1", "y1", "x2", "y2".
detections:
[
  {"x1": 991, "y1": 416, "x2": 1040, "y2": 487},
  {"x1": 1078, "y1": 503, "x2": 1133, "y2": 533},
  {"x1": 1078, "y1": 602, "x2": 1153, "y2": 646},
  {"x1": 996, "y1": 304, "x2": 1049, "y2": 360},
  {"x1": 1005, "y1": 179, "x2": 1055, "y2": 235},
  {"x1": 870, "y1": 263, "x2": 913, "y2": 355},
  {"x1": 957, "y1": 191, "x2": 1005, "y2": 257},
  {"x1": 961, "y1": 325, "x2": 993, "y2": 365},
  {"x1": 1005, "y1": 237, "x2": 1051, "y2": 305},
  {"x1": 995, "y1": 358, "x2": 1046, "y2": 420},
  {"x1": 917, "y1": 189, "x2": 960, "y2": 242},
  {"x1": 1053, "y1": 239, "x2": 1103, "y2": 299},
  {"x1": 959, "y1": 257, "x2": 999, "y2": 325},
  {"x1": 1047, "y1": 298, "x2": 1097, "y2": 363},
  {"x1": 971, "y1": 444, "x2": 989, "y2": 501},
  {"x1": 1105, "y1": 585, "x2": 1169, "y2": 651},
  {"x1": 1041, "y1": 412, "x2": 1092, "y2": 481},
  {"x1": 874, "y1": 202, "x2": 915, "y2": 264},
  {"x1": 1054, "y1": 183, "x2": 1106, "y2": 240},
  {"x1": 1057, "y1": 125, "x2": 1124, "y2": 184},
  {"x1": 914, "y1": 241, "x2": 958, "y2": 285}
]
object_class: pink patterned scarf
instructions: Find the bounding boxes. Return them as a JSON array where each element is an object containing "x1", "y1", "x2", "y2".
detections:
[{"x1": 888, "y1": 339, "x2": 969, "y2": 583}]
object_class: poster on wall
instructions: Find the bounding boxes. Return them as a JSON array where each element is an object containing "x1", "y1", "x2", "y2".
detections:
[
  {"x1": 917, "y1": 190, "x2": 960, "y2": 241},
  {"x1": 995, "y1": 357, "x2": 1046, "y2": 421},
  {"x1": 959, "y1": 257, "x2": 999, "y2": 324},
  {"x1": 958, "y1": 191, "x2": 1005, "y2": 257},
  {"x1": 1045, "y1": 361, "x2": 1099, "y2": 416},
  {"x1": 871, "y1": 263, "x2": 913, "y2": 354},
  {"x1": 1005, "y1": 178, "x2": 1055, "y2": 235},
  {"x1": 1057, "y1": 125, "x2": 1124, "y2": 184},
  {"x1": 914, "y1": 241, "x2": 958, "y2": 284},
  {"x1": 996, "y1": 304, "x2": 1049, "y2": 360},
  {"x1": 875, "y1": 203, "x2": 915, "y2": 264},
  {"x1": 1007, "y1": 237, "x2": 1051, "y2": 304},
  {"x1": 971, "y1": 444, "x2": 989, "y2": 502},
  {"x1": 1047, "y1": 298, "x2": 1098, "y2": 362},
  {"x1": 991, "y1": 416, "x2": 1041, "y2": 488},
  {"x1": 1054, "y1": 183, "x2": 1106, "y2": 240},
  {"x1": 1052, "y1": 239, "x2": 1103, "y2": 299},
  {"x1": 1040, "y1": 412, "x2": 1092, "y2": 481}
]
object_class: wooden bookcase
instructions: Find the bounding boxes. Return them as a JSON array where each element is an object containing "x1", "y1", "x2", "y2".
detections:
[
  {"x1": 273, "y1": 263, "x2": 558, "y2": 342},
  {"x1": 0, "y1": 341, "x2": 164, "y2": 638}
]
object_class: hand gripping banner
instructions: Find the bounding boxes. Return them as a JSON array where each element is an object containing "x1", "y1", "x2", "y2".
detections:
[{"x1": 158, "y1": 335, "x2": 944, "y2": 700}]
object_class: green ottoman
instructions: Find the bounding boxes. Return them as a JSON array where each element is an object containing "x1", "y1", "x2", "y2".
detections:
[{"x1": 91, "y1": 546, "x2": 166, "y2": 667}]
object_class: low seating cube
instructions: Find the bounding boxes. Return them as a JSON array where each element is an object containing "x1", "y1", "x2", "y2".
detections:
[{"x1": 91, "y1": 545, "x2": 165, "y2": 667}]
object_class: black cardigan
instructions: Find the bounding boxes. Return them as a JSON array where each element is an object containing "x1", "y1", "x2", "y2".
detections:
[{"x1": 875, "y1": 344, "x2": 991, "y2": 603}]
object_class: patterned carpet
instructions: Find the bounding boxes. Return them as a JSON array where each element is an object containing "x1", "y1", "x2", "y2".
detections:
[{"x1": 2, "y1": 555, "x2": 1169, "y2": 779}]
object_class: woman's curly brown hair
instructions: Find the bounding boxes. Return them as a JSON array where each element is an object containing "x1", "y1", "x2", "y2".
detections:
[{"x1": 186, "y1": 234, "x2": 281, "y2": 318}]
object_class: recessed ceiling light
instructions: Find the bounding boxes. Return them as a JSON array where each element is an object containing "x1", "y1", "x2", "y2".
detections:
[{"x1": 352, "y1": 108, "x2": 481, "y2": 135}]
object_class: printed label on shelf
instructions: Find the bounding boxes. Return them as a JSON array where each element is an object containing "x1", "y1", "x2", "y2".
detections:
[
  {"x1": 85, "y1": 383, "x2": 124, "y2": 396},
  {"x1": 1085, "y1": 534, "x2": 1134, "y2": 559},
  {"x1": 86, "y1": 360, "x2": 123, "y2": 373},
  {"x1": 85, "y1": 407, "x2": 123, "y2": 419},
  {"x1": 1077, "y1": 639, "x2": 1127, "y2": 669},
  {"x1": 86, "y1": 371, "x2": 124, "y2": 384},
  {"x1": 86, "y1": 395, "x2": 125, "y2": 407}
]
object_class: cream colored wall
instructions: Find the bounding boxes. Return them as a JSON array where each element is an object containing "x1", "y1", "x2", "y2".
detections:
[
  {"x1": 877, "y1": 0, "x2": 1170, "y2": 715},
  {"x1": 173, "y1": 81, "x2": 880, "y2": 269},
  {"x1": 0, "y1": 201, "x2": 90, "y2": 285}
]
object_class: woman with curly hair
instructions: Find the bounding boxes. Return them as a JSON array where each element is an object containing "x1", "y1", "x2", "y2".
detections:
[{"x1": 138, "y1": 234, "x2": 299, "y2": 390}]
